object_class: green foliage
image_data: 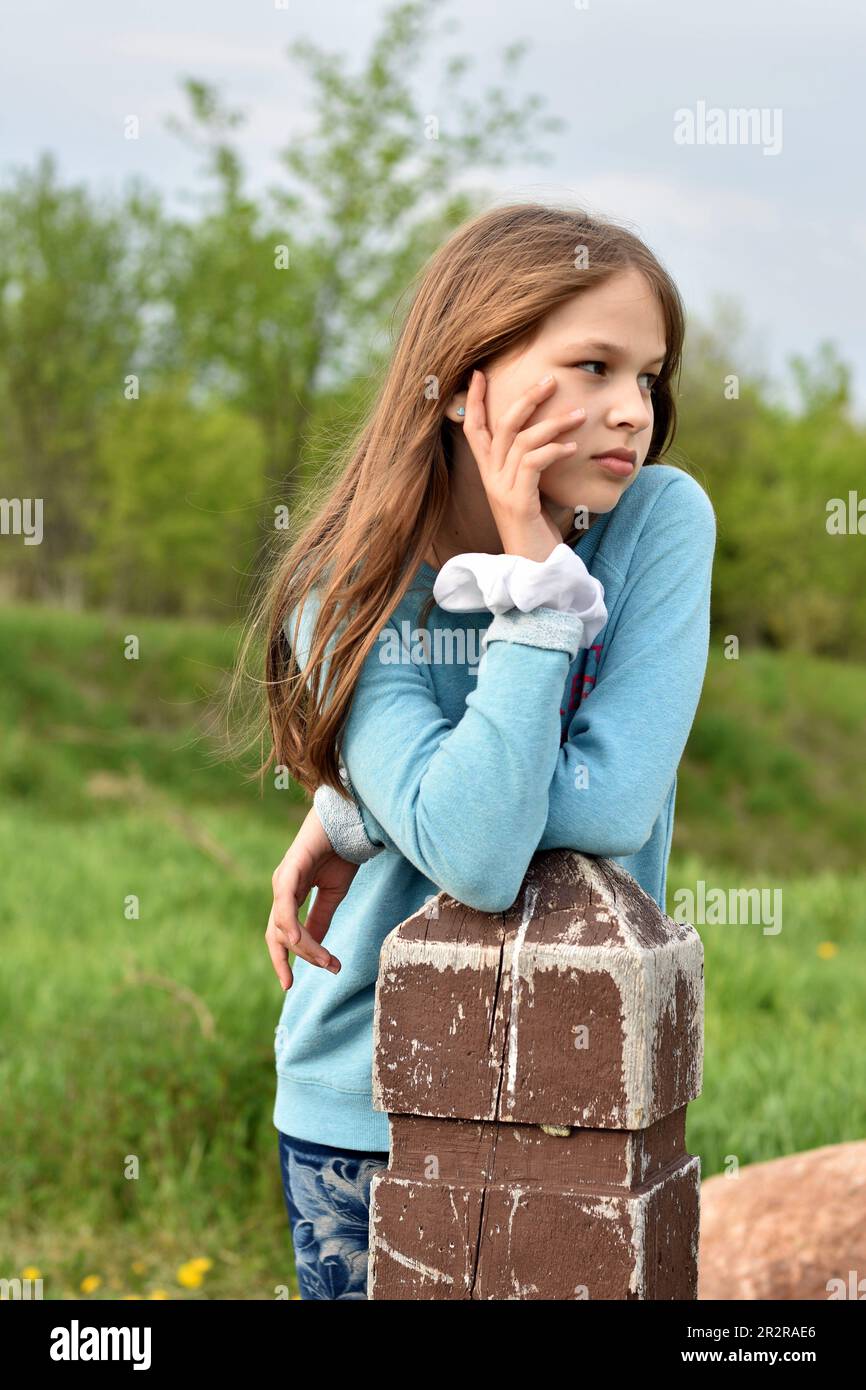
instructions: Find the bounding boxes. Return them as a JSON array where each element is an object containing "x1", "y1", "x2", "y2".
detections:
[
  {"x1": 676, "y1": 320, "x2": 866, "y2": 658},
  {"x1": 85, "y1": 384, "x2": 266, "y2": 616},
  {"x1": 0, "y1": 152, "x2": 157, "y2": 600}
]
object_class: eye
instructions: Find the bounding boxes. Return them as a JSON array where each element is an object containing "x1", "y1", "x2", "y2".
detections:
[{"x1": 570, "y1": 361, "x2": 660, "y2": 392}]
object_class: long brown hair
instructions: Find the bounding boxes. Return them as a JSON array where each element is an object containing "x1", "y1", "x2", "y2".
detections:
[{"x1": 234, "y1": 202, "x2": 686, "y2": 801}]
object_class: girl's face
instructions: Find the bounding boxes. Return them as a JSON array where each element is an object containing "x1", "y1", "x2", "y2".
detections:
[{"x1": 478, "y1": 268, "x2": 667, "y2": 518}]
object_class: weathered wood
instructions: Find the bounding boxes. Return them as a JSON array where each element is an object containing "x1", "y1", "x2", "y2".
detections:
[{"x1": 367, "y1": 849, "x2": 703, "y2": 1299}]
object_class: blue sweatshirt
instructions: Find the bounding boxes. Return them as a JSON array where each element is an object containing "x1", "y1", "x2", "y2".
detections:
[{"x1": 273, "y1": 462, "x2": 716, "y2": 1151}]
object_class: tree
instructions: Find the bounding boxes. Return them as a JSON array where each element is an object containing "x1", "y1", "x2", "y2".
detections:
[
  {"x1": 0, "y1": 153, "x2": 158, "y2": 601},
  {"x1": 158, "y1": 0, "x2": 564, "y2": 595}
]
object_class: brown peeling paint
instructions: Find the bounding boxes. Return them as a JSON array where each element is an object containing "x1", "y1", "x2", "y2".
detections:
[{"x1": 368, "y1": 850, "x2": 702, "y2": 1300}]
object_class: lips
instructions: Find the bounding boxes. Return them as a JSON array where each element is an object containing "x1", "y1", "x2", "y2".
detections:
[
  {"x1": 590, "y1": 448, "x2": 637, "y2": 464},
  {"x1": 589, "y1": 446, "x2": 637, "y2": 478}
]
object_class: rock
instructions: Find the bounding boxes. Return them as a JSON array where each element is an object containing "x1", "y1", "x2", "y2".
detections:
[{"x1": 698, "y1": 1140, "x2": 866, "y2": 1300}]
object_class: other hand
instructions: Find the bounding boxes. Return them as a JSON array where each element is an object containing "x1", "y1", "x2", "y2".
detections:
[{"x1": 266, "y1": 805, "x2": 359, "y2": 990}]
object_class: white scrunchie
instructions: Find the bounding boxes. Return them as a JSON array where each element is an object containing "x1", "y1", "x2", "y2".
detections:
[{"x1": 432, "y1": 543, "x2": 608, "y2": 645}]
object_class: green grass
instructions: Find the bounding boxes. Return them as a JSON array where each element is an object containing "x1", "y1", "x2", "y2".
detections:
[
  {"x1": 0, "y1": 601, "x2": 864, "y2": 1299},
  {"x1": 669, "y1": 854, "x2": 866, "y2": 1171},
  {"x1": 0, "y1": 601, "x2": 284, "y2": 818},
  {"x1": 0, "y1": 802, "x2": 299, "y2": 1300},
  {"x1": 674, "y1": 644, "x2": 866, "y2": 874}
]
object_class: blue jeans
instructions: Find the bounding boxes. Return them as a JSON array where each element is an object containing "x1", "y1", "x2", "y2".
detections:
[{"x1": 278, "y1": 1130, "x2": 390, "y2": 1300}]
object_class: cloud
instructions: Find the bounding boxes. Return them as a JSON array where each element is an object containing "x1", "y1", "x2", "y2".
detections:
[{"x1": 108, "y1": 32, "x2": 291, "y2": 71}]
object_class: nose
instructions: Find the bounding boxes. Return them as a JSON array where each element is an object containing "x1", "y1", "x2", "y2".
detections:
[{"x1": 603, "y1": 378, "x2": 653, "y2": 434}]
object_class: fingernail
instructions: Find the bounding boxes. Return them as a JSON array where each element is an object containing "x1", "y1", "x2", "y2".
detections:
[
  {"x1": 569, "y1": 407, "x2": 586, "y2": 417},
  {"x1": 537, "y1": 373, "x2": 553, "y2": 385}
]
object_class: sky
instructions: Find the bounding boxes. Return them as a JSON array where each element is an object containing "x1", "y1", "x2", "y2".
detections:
[{"x1": 2, "y1": 0, "x2": 864, "y2": 417}]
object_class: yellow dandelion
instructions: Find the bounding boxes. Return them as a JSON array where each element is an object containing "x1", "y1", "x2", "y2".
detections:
[
  {"x1": 122, "y1": 1294, "x2": 142, "y2": 1300},
  {"x1": 130, "y1": 1260, "x2": 147, "y2": 1275},
  {"x1": 22, "y1": 1266, "x2": 41, "y2": 1280},
  {"x1": 292, "y1": 1294, "x2": 301, "y2": 1299},
  {"x1": 817, "y1": 941, "x2": 839, "y2": 959},
  {"x1": 187, "y1": 1257, "x2": 213, "y2": 1274},
  {"x1": 80, "y1": 1275, "x2": 102, "y2": 1294},
  {"x1": 176, "y1": 1262, "x2": 204, "y2": 1289},
  {"x1": 149, "y1": 1290, "x2": 169, "y2": 1300}
]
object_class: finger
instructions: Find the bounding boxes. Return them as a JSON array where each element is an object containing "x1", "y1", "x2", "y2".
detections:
[
  {"x1": 461, "y1": 369, "x2": 493, "y2": 467},
  {"x1": 277, "y1": 916, "x2": 341, "y2": 974},
  {"x1": 502, "y1": 408, "x2": 585, "y2": 491},
  {"x1": 272, "y1": 884, "x2": 341, "y2": 969},
  {"x1": 271, "y1": 860, "x2": 314, "y2": 955},
  {"x1": 513, "y1": 407, "x2": 586, "y2": 455},
  {"x1": 514, "y1": 440, "x2": 579, "y2": 482},
  {"x1": 271, "y1": 847, "x2": 313, "y2": 939},
  {"x1": 266, "y1": 908, "x2": 294, "y2": 990},
  {"x1": 304, "y1": 885, "x2": 346, "y2": 942},
  {"x1": 268, "y1": 937, "x2": 294, "y2": 991},
  {"x1": 489, "y1": 375, "x2": 558, "y2": 468}
]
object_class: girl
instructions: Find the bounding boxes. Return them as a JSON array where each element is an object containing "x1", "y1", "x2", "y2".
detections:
[{"x1": 256, "y1": 202, "x2": 716, "y2": 1299}]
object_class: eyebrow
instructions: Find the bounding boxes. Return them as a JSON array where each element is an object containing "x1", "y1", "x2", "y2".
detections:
[{"x1": 564, "y1": 340, "x2": 668, "y2": 368}]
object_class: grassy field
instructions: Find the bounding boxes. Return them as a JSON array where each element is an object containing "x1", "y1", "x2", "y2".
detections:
[{"x1": 1, "y1": 602, "x2": 864, "y2": 1299}]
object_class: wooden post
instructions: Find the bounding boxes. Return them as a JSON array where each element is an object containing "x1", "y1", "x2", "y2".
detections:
[{"x1": 367, "y1": 849, "x2": 703, "y2": 1300}]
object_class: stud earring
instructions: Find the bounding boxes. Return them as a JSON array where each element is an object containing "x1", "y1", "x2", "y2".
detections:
[{"x1": 456, "y1": 406, "x2": 465, "y2": 417}]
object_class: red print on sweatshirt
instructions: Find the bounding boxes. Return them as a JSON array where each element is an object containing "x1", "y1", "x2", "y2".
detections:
[{"x1": 559, "y1": 643, "x2": 603, "y2": 732}]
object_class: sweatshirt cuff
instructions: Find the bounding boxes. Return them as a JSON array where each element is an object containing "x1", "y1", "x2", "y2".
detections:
[
  {"x1": 313, "y1": 782, "x2": 384, "y2": 865},
  {"x1": 481, "y1": 605, "x2": 586, "y2": 660}
]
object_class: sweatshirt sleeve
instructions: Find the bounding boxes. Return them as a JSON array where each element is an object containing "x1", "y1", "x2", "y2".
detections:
[
  {"x1": 288, "y1": 595, "x2": 584, "y2": 913},
  {"x1": 314, "y1": 472, "x2": 716, "y2": 871},
  {"x1": 536, "y1": 471, "x2": 716, "y2": 856}
]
